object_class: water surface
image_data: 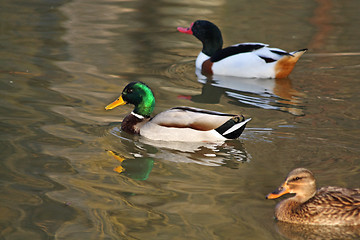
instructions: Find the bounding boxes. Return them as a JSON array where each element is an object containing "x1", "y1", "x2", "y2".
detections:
[{"x1": 1, "y1": 0, "x2": 360, "y2": 239}]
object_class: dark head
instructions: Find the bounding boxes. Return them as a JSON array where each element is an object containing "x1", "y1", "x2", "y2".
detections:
[
  {"x1": 178, "y1": 20, "x2": 223, "y2": 57},
  {"x1": 266, "y1": 168, "x2": 317, "y2": 203},
  {"x1": 105, "y1": 82, "x2": 155, "y2": 118}
]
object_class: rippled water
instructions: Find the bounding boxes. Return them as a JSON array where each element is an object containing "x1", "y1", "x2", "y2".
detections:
[{"x1": 1, "y1": 0, "x2": 360, "y2": 239}]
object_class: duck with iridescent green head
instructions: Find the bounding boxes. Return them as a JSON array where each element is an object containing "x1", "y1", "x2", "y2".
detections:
[{"x1": 105, "y1": 82, "x2": 251, "y2": 142}]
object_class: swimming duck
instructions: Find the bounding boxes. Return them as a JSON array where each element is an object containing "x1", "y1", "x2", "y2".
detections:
[
  {"x1": 177, "y1": 20, "x2": 307, "y2": 78},
  {"x1": 266, "y1": 168, "x2": 360, "y2": 225},
  {"x1": 105, "y1": 82, "x2": 251, "y2": 142}
]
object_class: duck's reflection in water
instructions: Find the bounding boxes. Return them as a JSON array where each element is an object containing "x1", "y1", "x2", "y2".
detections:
[
  {"x1": 180, "y1": 70, "x2": 305, "y2": 116},
  {"x1": 275, "y1": 221, "x2": 360, "y2": 240},
  {"x1": 141, "y1": 137, "x2": 250, "y2": 167},
  {"x1": 108, "y1": 126, "x2": 252, "y2": 169},
  {"x1": 106, "y1": 150, "x2": 154, "y2": 181}
]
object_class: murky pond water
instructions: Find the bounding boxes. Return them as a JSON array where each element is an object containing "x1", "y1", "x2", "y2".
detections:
[{"x1": 1, "y1": 0, "x2": 359, "y2": 239}]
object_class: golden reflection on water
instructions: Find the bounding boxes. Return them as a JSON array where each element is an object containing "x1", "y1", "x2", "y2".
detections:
[
  {"x1": 107, "y1": 150, "x2": 154, "y2": 180},
  {"x1": 41, "y1": 115, "x2": 255, "y2": 239}
]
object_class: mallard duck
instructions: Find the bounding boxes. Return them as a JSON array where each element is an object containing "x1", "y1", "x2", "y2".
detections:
[
  {"x1": 266, "y1": 168, "x2": 360, "y2": 225},
  {"x1": 105, "y1": 82, "x2": 251, "y2": 142},
  {"x1": 177, "y1": 20, "x2": 307, "y2": 78}
]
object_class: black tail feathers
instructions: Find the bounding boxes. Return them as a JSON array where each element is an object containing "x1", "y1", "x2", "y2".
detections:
[{"x1": 215, "y1": 115, "x2": 251, "y2": 139}]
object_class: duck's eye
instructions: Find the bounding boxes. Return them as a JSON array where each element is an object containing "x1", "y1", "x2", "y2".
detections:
[
  {"x1": 127, "y1": 88, "x2": 133, "y2": 93},
  {"x1": 294, "y1": 177, "x2": 302, "y2": 181}
]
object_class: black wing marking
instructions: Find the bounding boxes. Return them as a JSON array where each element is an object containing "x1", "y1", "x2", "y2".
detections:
[
  {"x1": 259, "y1": 56, "x2": 276, "y2": 63},
  {"x1": 171, "y1": 106, "x2": 236, "y2": 117},
  {"x1": 259, "y1": 49, "x2": 293, "y2": 63},
  {"x1": 210, "y1": 43, "x2": 266, "y2": 62},
  {"x1": 270, "y1": 49, "x2": 293, "y2": 56}
]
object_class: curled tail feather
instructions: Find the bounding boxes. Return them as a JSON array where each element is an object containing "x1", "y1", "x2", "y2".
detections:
[{"x1": 215, "y1": 116, "x2": 251, "y2": 139}]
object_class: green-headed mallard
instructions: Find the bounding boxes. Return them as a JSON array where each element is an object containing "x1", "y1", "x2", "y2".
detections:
[
  {"x1": 266, "y1": 168, "x2": 360, "y2": 225},
  {"x1": 105, "y1": 82, "x2": 250, "y2": 142}
]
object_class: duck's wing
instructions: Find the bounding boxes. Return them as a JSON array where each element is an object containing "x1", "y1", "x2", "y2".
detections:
[
  {"x1": 213, "y1": 42, "x2": 304, "y2": 63},
  {"x1": 140, "y1": 107, "x2": 250, "y2": 142},
  {"x1": 210, "y1": 43, "x2": 268, "y2": 62},
  {"x1": 255, "y1": 47, "x2": 293, "y2": 63},
  {"x1": 317, "y1": 187, "x2": 360, "y2": 204},
  {"x1": 308, "y1": 187, "x2": 360, "y2": 215},
  {"x1": 150, "y1": 106, "x2": 238, "y2": 130},
  {"x1": 297, "y1": 187, "x2": 360, "y2": 225}
]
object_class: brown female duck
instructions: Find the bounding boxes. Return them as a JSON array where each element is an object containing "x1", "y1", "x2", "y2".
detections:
[{"x1": 266, "y1": 168, "x2": 360, "y2": 225}]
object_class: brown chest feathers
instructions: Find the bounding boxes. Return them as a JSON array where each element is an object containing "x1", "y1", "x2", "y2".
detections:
[{"x1": 121, "y1": 113, "x2": 149, "y2": 134}]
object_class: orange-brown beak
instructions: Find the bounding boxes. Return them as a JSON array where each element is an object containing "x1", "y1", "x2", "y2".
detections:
[
  {"x1": 105, "y1": 95, "x2": 127, "y2": 110},
  {"x1": 266, "y1": 182, "x2": 291, "y2": 199}
]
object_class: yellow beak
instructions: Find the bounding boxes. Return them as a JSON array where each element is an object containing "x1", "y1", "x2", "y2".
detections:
[{"x1": 105, "y1": 95, "x2": 127, "y2": 110}]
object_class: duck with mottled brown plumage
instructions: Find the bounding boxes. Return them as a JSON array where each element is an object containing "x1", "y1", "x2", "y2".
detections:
[{"x1": 266, "y1": 168, "x2": 360, "y2": 225}]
